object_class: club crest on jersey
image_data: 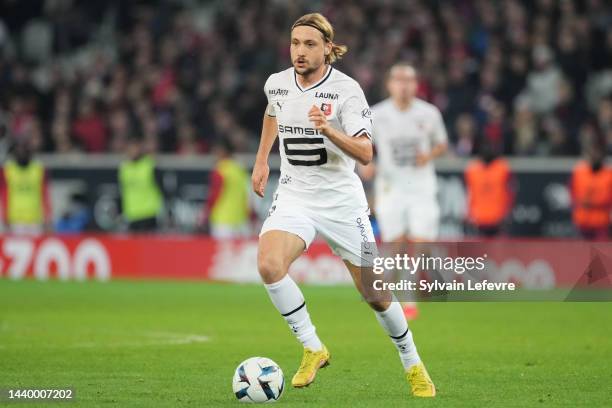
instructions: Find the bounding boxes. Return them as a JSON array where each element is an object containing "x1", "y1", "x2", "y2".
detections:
[{"x1": 321, "y1": 103, "x2": 332, "y2": 116}]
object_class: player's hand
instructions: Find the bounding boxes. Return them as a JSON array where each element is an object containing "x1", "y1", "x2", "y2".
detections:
[
  {"x1": 415, "y1": 152, "x2": 431, "y2": 167},
  {"x1": 251, "y1": 161, "x2": 269, "y2": 198},
  {"x1": 308, "y1": 105, "x2": 330, "y2": 133}
]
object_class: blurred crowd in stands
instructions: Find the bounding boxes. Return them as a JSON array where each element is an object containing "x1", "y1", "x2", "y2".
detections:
[{"x1": 0, "y1": 0, "x2": 611, "y2": 157}]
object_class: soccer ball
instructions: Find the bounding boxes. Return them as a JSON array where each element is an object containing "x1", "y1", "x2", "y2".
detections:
[{"x1": 232, "y1": 357, "x2": 284, "y2": 403}]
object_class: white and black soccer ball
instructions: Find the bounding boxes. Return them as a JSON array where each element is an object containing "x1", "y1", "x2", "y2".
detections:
[{"x1": 232, "y1": 357, "x2": 284, "y2": 403}]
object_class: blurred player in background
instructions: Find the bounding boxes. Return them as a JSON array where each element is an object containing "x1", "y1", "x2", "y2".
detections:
[
  {"x1": 199, "y1": 140, "x2": 250, "y2": 239},
  {"x1": 251, "y1": 14, "x2": 435, "y2": 397},
  {"x1": 118, "y1": 136, "x2": 164, "y2": 232},
  {"x1": 0, "y1": 139, "x2": 51, "y2": 234},
  {"x1": 364, "y1": 64, "x2": 448, "y2": 319},
  {"x1": 464, "y1": 142, "x2": 514, "y2": 237},
  {"x1": 570, "y1": 142, "x2": 612, "y2": 240}
]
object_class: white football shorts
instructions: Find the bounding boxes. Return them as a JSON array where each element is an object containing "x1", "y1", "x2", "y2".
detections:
[
  {"x1": 375, "y1": 190, "x2": 440, "y2": 242},
  {"x1": 260, "y1": 191, "x2": 376, "y2": 267}
]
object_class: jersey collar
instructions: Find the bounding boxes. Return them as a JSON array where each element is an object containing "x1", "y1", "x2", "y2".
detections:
[{"x1": 293, "y1": 65, "x2": 333, "y2": 92}]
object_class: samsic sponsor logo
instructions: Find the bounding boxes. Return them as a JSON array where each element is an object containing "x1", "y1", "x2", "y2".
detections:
[{"x1": 278, "y1": 125, "x2": 322, "y2": 135}]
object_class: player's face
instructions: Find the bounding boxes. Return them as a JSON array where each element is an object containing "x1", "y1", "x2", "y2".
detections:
[
  {"x1": 290, "y1": 26, "x2": 329, "y2": 76},
  {"x1": 387, "y1": 66, "x2": 418, "y2": 102}
]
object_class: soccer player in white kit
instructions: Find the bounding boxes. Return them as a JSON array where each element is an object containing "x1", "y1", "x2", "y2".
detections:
[
  {"x1": 366, "y1": 64, "x2": 448, "y2": 319},
  {"x1": 371, "y1": 64, "x2": 447, "y2": 242},
  {"x1": 251, "y1": 14, "x2": 435, "y2": 397}
]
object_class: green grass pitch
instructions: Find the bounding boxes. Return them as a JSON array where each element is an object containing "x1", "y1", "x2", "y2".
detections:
[{"x1": 1, "y1": 280, "x2": 611, "y2": 407}]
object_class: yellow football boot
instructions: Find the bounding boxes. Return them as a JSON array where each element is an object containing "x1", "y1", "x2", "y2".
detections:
[
  {"x1": 406, "y1": 362, "x2": 436, "y2": 397},
  {"x1": 291, "y1": 345, "x2": 330, "y2": 388}
]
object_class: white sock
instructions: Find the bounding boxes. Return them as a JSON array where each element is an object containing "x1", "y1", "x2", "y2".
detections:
[
  {"x1": 375, "y1": 301, "x2": 421, "y2": 369},
  {"x1": 264, "y1": 274, "x2": 323, "y2": 351}
]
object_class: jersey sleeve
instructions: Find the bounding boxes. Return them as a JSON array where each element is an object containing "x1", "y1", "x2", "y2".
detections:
[
  {"x1": 430, "y1": 108, "x2": 448, "y2": 145},
  {"x1": 263, "y1": 76, "x2": 276, "y2": 117},
  {"x1": 370, "y1": 104, "x2": 383, "y2": 140},
  {"x1": 339, "y1": 84, "x2": 373, "y2": 139}
]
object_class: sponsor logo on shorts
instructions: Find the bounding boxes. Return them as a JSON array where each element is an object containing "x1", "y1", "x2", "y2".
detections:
[
  {"x1": 356, "y1": 216, "x2": 372, "y2": 253},
  {"x1": 280, "y1": 175, "x2": 292, "y2": 185},
  {"x1": 268, "y1": 205, "x2": 276, "y2": 217},
  {"x1": 267, "y1": 193, "x2": 279, "y2": 217}
]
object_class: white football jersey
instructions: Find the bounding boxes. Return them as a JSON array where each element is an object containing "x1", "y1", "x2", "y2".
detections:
[
  {"x1": 265, "y1": 66, "x2": 373, "y2": 209},
  {"x1": 372, "y1": 98, "x2": 447, "y2": 195}
]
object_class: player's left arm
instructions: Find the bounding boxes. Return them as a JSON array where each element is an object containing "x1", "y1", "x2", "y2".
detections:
[
  {"x1": 308, "y1": 87, "x2": 374, "y2": 165},
  {"x1": 416, "y1": 109, "x2": 448, "y2": 166},
  {"x1": 429, "y1": 143, "x2": 448, "y2": 159},
  {"x1": 309, "y1": 104, "x2": 372, "y2": 165}
]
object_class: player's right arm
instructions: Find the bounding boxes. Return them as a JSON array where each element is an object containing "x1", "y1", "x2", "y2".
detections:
[{"x1": 252, "y1": 109, "x2": 278, "y2": 197}]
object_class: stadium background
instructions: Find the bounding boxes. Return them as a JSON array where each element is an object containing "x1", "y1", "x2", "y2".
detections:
[
  {"x1": 1, "y1": 2, "x2": 612, "y2": 406},
  {"x1": 1, "y1": 0, "x2": 611, "y2": 280}
]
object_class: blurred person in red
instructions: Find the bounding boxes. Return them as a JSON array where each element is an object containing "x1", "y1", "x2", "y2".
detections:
[
  {"x1": 570, "y1": 143, "x2": 612, "y2": 240},
  {"x1": 71, "y1": 98, "x2": 107, "y2": 152},
  {"x1": 464, "y1": 142, "x2": 514, "y2": 237},
  {"x1": 198, "y1": 140, "x2": 249, "y2": 239},
  {"x1": 0, "y1": 139, "x2": 52, "y2": 234}
]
